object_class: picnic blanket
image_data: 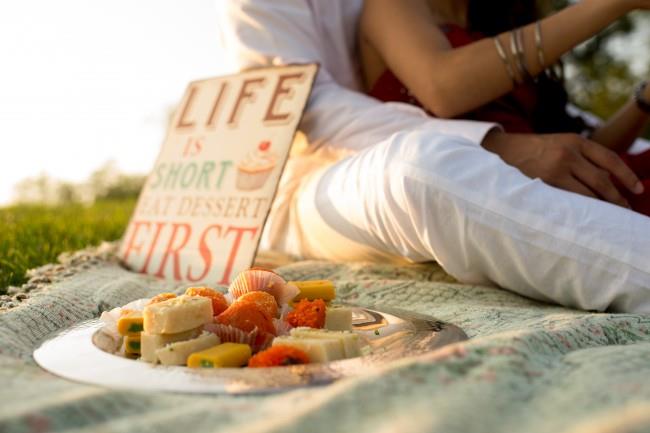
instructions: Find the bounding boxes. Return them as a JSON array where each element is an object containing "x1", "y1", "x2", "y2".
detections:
[{"x1": 2, "y1": 245, "x2": 650, "y2": 433}]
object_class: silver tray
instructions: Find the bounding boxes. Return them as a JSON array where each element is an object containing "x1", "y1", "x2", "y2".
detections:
[{"x1": 34, "y1": 305, "x2": 467, "y2": 394}]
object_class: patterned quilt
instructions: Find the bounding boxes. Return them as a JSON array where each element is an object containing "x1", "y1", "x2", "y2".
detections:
[{"x1": 2, "y1": 246, "x2": 650, "y2": 433}]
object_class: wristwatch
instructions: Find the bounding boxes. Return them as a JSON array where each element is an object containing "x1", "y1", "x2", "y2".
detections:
[{"x1": 634, "y1": 81, "x2": 650, "y2": 114}]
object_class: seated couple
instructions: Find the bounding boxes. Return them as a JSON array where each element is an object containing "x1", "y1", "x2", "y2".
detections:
[
  {"x1": 360, "y1": 0, "x2": 650, "y2": 214},
  {"x1": 217, "y1": 0, "x2": 650, "y2": 313}
]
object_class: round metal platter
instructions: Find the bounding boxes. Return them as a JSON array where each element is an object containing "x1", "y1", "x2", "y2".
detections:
[{"x1": 34, "y1": 305, "x2": 467, "y2": 394}]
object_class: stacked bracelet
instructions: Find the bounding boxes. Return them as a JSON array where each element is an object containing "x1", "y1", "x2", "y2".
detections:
[
  {"x1": 495, "y1": 22, "x2": 548, "y2": 87},
  {"x1": 509, "y1": 30, "x2": 523, "y2": 84},
  {"x1": 515, "y1": 28, "x2": 533, "y2": 82},
  {"x1": 494, "y1": 36, "x2": 517, "y2": 86},
  {"x1": 535, "y1": 21, "x2": 546, "y2": 71}
]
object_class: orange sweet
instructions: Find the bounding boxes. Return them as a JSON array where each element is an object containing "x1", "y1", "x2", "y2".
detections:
[
  {"x1": 285, "y1": 299, "x2": 326, "y2": 329},
  {"x1": 147, "y1": 293, "x2": 177, "y2": 305},
  {"x1": 216, "y1": 302, "x2": 276, "y2": 336},
  {"x1": 235, "y1": 291, "x2": 278, "y2": 318},
  {"x1": 185, "y1": 286, "x2": 229, "y2": 316},
  {"x1": 248, "y1": 345, "x2": 310, "y2": 367}
]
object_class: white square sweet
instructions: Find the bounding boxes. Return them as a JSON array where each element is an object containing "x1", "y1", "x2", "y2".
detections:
[
  {"x1": 156, "y1": 331, "x2": 221, "y2": 366},
  {"x1": 140, "y1": 327, "x2": 202, "y2": 363},
  {"x1": 290, "y1": 327, "x2": 361, "y2": 358},
  {"x1": 324, "y1": 307, "x2": 353, "y2": 331},
  {"x1": 272, "y1": 336, "x2": 344, "y2": 363},
  {"x1": 143, "y1": 295, "x2": 213, "y2": 334}
]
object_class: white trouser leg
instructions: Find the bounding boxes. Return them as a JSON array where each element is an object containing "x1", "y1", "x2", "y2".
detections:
[{"x1": 291, "y1": 130, "x2": 650, "y2": 313}]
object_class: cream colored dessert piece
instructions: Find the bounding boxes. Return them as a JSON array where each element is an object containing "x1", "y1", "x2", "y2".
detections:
[
  {"x1": 272, "y1": 336, "x2": 344, "y2": 363},
  {"x1": 290, "y1": 327, "x2": 362, "y2": 358},
  {"x1": 140, "y1": 327, "x2": 202, "y2": 363},
  {"x1": 324, "y1": 307, "x2": 353, "y2": 331},
  {"x1": 143, "y1": 295, "x2": 213, "y2": 334},
  {"x1": 156, "y1": 331, "x2": 220, "y2": 366}
]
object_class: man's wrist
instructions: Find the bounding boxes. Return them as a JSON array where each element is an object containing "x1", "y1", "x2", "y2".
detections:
[
  {"x1": 482, "y1": 129, "x2": 510, "y2": 155},
  {"x1": 634, "y1": 81, "x2": 650, "y2": 114}
]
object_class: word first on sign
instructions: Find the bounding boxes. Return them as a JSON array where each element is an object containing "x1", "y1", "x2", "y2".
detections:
[{"x1": 119, "y1": 64, "x2": 318, "y2": 285}]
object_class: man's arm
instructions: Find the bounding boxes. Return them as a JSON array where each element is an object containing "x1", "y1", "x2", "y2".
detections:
[{"x1": 483, "y1": 131, "x2": 644, "y2": 208}]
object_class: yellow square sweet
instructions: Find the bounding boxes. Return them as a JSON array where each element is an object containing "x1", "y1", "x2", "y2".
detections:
[
  {"x1": 290, "y1": 280, "x2": 336, "y2": 301},
  {"x1": 117, "y1": 310, "x2": 144, "y2": 337},
  {"x1": 123, "y1": 335, "x2": 141, "y2": 355},
  {"x1": 187, "y1": 343, "x2": 252, "y2": 368}
]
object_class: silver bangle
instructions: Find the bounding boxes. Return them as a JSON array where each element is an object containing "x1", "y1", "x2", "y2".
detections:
[
  {"x1": 494, "y1": 36, "x2": 517, "y2": 86},
  {"x1": 509, "y1": 30, "x2": 527, "y2": 84},
  {"x1": 535, "y1": 20, "x2": 546, "y2": 71},
  {"x1": 515, "y1": 28, "x2": 533, "y2": 82}
]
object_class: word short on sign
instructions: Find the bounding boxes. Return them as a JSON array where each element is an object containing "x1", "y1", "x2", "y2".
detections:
[{"x1": 119, "y1": 64, "x2": 318, "y2": 285}]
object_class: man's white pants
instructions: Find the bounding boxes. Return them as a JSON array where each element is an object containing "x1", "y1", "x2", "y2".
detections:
[
  {"x1": 277, "y1": 130, "x2": 650, "y2": 313},
  {"x1": 218, "y1": 0, "x2": 650, "y2": 314}
]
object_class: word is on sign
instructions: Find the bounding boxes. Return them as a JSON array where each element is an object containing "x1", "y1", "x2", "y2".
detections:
[{"x1": 119, "y1": 64, "x2": 318, "y2": 285}]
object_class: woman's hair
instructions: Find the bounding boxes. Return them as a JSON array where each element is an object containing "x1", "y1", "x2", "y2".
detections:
[
  {"x1": 468, "y1": 0, "x2": 587, "y2": 134},
  {"x1": 467, "y1": 0, "x2": 539, "y2": 36}
]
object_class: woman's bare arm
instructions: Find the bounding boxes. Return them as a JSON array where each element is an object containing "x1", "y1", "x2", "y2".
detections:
[{"x1": 360, "y1": 0, "x2": 649, "y2": 118}]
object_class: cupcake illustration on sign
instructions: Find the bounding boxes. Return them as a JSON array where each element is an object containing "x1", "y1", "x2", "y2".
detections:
[{"x1": 236, "y1": 140, "x2": 277, "y2": 191}]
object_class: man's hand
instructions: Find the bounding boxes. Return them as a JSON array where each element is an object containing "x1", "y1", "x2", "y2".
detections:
[{"x1": 482, "y1": 131, "x2": 644, "y2": 208}]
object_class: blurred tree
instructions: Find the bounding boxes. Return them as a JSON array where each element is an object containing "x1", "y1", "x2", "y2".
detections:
[
  {"x1": 13, "y1": 173, "x2": 59, "y2": 204},
  {"x1": 12, "y1": 162, "x2": 145, "y2": 205},
  {"x1": 56, "y1": 182, "x2": 84, "y2": 204},
  {"x1": 98, "y1": 174, "x2": 146, "y2": 200},
  {"x1": 87, "y1": 161, "x2": 121, "y2": 199}
]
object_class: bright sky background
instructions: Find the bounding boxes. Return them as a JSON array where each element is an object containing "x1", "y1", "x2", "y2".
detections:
[{"x1": 0, "y1": 0, "x2": 224, "y2": 204}]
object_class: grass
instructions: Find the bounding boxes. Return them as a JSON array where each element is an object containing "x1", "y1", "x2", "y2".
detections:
[{"x1": 0, "y1": 199, "x2": 136, "y2": 294}]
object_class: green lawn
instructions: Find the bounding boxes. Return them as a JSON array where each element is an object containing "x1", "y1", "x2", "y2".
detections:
[{"x1": 0, "y1": 199, "x2": 136, "y2": 294}]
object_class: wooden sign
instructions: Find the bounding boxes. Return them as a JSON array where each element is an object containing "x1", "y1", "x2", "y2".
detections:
[{"x1": 119, "y1": 64, "x2": 318, "y2": 285}]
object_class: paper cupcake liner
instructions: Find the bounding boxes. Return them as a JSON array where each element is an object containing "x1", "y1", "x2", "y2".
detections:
[
  {"x1": 279, "y1": 303, "x2": 293, "y2": 317},
  {"x1": 273, "y1": 318, "x2": 293, "y2": 337},
  {"x1": 228, "y1": 269, "x2": 298, "y2": 306},
  {"x1": 281, "y1": 283, "x2": 300, "y2": 305},
  {"x1": 204, "y1": 323, "x2": 258, "y2": 347},
  {"x1": 254, "y1": 332, "x2": 275, "y2": 353},
  {"x1": 204, "y1": 323, "x2": 275, "y2": 353},
  {"x1": 99, "y1": 296, "x2": 157, "y2": 340}
]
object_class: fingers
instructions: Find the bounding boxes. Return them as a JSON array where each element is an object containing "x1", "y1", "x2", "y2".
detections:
[
  {"x1": 571, "y1": 155, "x2": 631, "y2": 208},
  {"x1": 579, "y1": 138, "x2": 644, "y2": 195},
  {"x1": 560, "y1": 176, "x2": 598, "y2": 200}
]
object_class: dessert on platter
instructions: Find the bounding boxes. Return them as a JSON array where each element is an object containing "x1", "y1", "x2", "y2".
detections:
[
  {"x1": 34, "y1": 277, "x2": 467, "y2": 394},
  {"x1": 99, "y1": 268, "x2": 364, "y2": 369}
]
